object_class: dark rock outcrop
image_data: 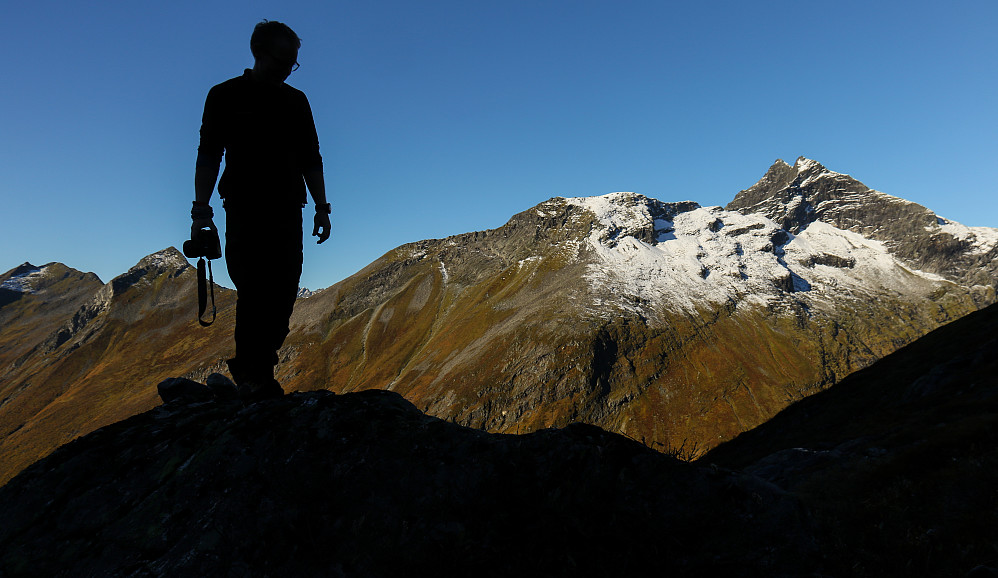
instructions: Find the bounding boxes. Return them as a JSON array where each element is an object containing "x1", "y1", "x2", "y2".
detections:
[{"x1": 0, "y1": 388, "x2": 814, "y2": 577}]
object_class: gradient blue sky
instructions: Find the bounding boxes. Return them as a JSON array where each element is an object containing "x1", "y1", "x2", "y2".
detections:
[{"x1": 2, "y1": 0, "x2": 996, "y2": 290}]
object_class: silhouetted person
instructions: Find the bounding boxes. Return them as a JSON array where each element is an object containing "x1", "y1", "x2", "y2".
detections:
[{"x1": 191, "y1": 20, "x2": 330, "y2": 400}]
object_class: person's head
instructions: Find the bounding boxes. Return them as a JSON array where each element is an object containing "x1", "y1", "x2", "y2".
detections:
[{"x1": 250, "y1": 20, "x2": 301, "y2": 84}]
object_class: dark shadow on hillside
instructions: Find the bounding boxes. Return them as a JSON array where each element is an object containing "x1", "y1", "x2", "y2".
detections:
[
  {"x1": 0, "y1": 288, "x2": 23, "y2": 308},
  {"x1": 0, "y1": 385, "x2": 813, "y2": 577},
  {"x1": 703, "y1": 301, "x2": 998, "y2": 576}
]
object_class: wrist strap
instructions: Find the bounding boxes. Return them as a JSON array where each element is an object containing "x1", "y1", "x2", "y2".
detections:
[
  {"x1": 197, "y1": 257, "x2": 216, "y2": 327},
  {"x1": 315, "y1": 202, "x2": 332, "y2": 214}
]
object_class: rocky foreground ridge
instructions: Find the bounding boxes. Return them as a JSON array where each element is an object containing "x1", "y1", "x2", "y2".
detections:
[
  {"x1": 1, "y1": 301, "x2": 997, "y2": 576},
  {"x1": 0, "y1": 389, "x2": 808, "y2": 577}
]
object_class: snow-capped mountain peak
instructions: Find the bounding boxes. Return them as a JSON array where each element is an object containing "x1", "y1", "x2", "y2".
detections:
[
  {"x1": 565, "y1": 193, "x2": 950, "y2": 317},
  {"x1": 727, "y1": 158, "x2": 998, "y2": 287},
  {"x1": 110, "y1": 248, "x2": 191, "y2": 295},
  {"x1": 0, "y1": 263, "x2": 48, "y2": 293}
]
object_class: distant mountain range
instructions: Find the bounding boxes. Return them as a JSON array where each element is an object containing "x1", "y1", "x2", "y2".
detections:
[{"x1": 2, "y1": 157, "x2": 996, "y2": 486}]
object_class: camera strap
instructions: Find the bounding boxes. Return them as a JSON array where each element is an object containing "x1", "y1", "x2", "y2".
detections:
[{"x1": 197, "y1": 257, "x2": 217, "y2": 327}]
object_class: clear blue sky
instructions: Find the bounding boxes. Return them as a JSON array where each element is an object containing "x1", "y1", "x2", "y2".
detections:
[{"x1": 2, "y1": 0, "x2": 996, "y2": 290}]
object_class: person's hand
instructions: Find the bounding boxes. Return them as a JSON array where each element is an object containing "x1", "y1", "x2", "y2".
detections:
[
  {"x1": 313, "y1": 212, "x2": 331, "y2": 244},
  {"x1": 190, "y1": 202, "x2": 216, "y2": 240},
  {"x1": 191, "y1": 217, "x2": 216, "y2": 240}
]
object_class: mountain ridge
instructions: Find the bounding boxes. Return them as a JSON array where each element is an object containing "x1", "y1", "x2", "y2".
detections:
[
  {"x1": 0, "y1": 247, "x2": 237, "y2": 486},
  {"x1": 2, "y1": 157, "x2": 996, "y2": 488}
]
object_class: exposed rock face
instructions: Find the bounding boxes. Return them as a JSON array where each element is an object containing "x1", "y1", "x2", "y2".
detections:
[
  {"x1": 727, "y1": 157, "x2": 998, "y2": 285},
  {"x1": 0, "y1": 389, "x2": 812, "y2": 577}
]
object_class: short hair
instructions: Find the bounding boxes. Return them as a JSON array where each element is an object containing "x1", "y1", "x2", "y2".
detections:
[{"x1": 250, "y1": 20, "x2": 301, "y2": 59}]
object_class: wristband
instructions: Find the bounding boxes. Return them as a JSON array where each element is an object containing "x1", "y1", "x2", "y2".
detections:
[
  {"x1": 191, "y1": 202, "x2": 214, "y2": 220},
  {"x1": 315, "y1": 203, "x2": 332, "y2": 214}
]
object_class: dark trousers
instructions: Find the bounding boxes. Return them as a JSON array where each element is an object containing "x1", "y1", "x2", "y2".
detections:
[{"x1": 224, "y1": 202, "x2": 303, "y2": 382}]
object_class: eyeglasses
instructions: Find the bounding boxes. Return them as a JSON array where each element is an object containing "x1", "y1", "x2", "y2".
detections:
[{"x1": 269, "y1": 51, "x2": 300, "y2": 72}]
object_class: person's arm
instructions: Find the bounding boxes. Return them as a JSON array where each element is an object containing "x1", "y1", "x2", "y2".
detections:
[
  {"x1": 300, "y1": 93, "x2": 330, "y2": 244},
  {"x1": 192, "y1": 88, "x2": 223, "y2": 235},
  {"x1": 305, "y1": 168, "x2": 331, "y2": 244},
  {"x1": 191, "y1": 164, "x2": 219, "y2": 236},
  {"x1": 195, "y1": 164, "x2": 219, "y2": 206}
]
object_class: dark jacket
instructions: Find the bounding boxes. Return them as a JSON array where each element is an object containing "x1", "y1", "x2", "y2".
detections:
[{"x1": 197, "y1": 69, "x2": 322, "y2": 208}]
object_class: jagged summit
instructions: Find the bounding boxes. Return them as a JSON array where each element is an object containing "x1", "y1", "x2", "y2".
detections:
[
  {"x1": 766, "y1": 156, "x2": 835, "y2": 178},
  {"x1": 727, "y1": 156, "x2": 896, "y2": 233},
  {"x1": 110, "y1": 247, "x2": 191, "y2": 295},
  {"x1": 1, "y1": 262, "x2": 102, "y2": 295},
  {"x1": 138, "y1": 246, "x2": 190, "y2": 271},
  {"x1": 728, "y1": 158, "x2": 998, "y2": 283},
  {"x1": 1, "y1": 263, "x2": 47, "y2": 293},
  {"x1": 369, "y1": 188, "x2": 964, "y2": 321},
  {"x1": 1, "y1": 249, "x2": 189, "y2": 298}
]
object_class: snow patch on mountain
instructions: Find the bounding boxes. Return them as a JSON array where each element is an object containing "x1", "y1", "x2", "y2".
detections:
[
  {"x1": 566, "y1": 194, "x2": 956, "y2": 317},
  {"x1": 568, "y1": 192, "x2": 654, "y2": 231},
  {"x1": 1, "y1": 264, "x2": 48, "y2": 293},
  {"x1": 570, "y1": 202, "x2": 790, "y2": 314},
  {"x1": 111, "y1": 248, "x2": 191, "y2": 295},
  {"x1": 784, "y1": 222, "x2": 947, "y2": 294},
  {"x1": 143, "y1": 249, "x2": 191, "y2": 272},
  {"x1": 795, "y1": 157, "x2": 837, "y2": 187},
  {"x1": 935, "y1": 217, "x2": 998, "y2": 255},
  {"x1": 562, "y1": 192, "x2": 699, "y2": 247}
]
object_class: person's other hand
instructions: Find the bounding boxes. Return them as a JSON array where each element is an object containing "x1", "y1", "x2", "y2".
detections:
[{"x1": 313, "y1": 212, "x2": 331, "y2": 244}]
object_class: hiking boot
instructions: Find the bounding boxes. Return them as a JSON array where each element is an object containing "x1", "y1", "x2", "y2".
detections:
[{"x1": 239, "y1": 377, "x2": 284, "y2": 402}]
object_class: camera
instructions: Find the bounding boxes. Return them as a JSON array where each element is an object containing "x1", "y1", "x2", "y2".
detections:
[{"x1": 183, "y1": 227, "x2": 222, "y2": 260}]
